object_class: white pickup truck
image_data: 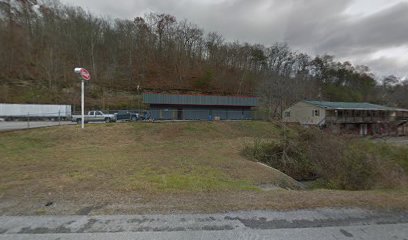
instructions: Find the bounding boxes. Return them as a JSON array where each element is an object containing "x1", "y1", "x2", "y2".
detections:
[{"x1": 72, "y1": 111, "x2": 116, "y2": 124}]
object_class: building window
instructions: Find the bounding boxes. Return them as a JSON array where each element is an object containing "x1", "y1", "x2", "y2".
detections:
[
  {"x1": 285, "y1": 111, "x2": 291, "y2": 117},
  {"x1": 313, "y1": 109, "x2": 320, "y2": 117}
]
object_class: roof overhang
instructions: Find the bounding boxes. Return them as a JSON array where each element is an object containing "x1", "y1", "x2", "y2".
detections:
[
  {"x1": 302, "y1": 100, "x2": 408, "y2": 112},
  {"x1": 143, "y1": 93, "x2": 258, "y2": 107}
]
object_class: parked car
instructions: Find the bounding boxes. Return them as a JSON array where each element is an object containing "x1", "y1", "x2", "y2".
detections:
[
  {"x1": 72, "y1": 111, "x2": 116, "y2": 124},
  {"x1": 114, "y1": 110, "x2": 140, "y2": 121}
]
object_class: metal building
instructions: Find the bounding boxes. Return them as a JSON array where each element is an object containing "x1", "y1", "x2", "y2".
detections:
[{"x1": 143, "y1": 93, "x2": 258, "y2": 120}]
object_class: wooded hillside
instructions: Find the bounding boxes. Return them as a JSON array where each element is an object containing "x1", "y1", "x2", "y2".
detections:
[{"x1": 0, "y1": 0, "x2": 407, "y2": 115}]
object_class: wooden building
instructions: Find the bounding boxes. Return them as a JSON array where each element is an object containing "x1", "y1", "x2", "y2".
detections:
[{"x1": 283, "y1": 101, "x2": 408, "y2": 136}]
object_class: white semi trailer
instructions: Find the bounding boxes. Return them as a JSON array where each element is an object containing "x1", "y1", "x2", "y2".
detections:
[{"x1": 0, "y1": 104, "x2": 72, "y2": 121}]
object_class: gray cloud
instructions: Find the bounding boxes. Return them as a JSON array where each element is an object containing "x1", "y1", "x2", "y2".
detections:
[
  {"x1": 311, "y1": 2, "x2": 408, "y2": 54},
  {"x1": 364, "y1": 55, "x2": 408, "y2": 78},
  {"x1": 61, "y1": 0, "x2": 408, "y2": 78}
]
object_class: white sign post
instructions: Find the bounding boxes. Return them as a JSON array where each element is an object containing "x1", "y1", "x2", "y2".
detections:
[{"x1": 74, "y1": 68, "x2": 91, "y2": 129}]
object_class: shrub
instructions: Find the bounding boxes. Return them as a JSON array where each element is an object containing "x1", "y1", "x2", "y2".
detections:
[
  {"x1": 243, "y1": 125, "x2": 408, "y2": 190},
  {"x1": 331, "y1": 146, "x2": 377, "y2": 190},
  {"x1": 243, "y1": 137, "x2": 316, "y2": 181}
]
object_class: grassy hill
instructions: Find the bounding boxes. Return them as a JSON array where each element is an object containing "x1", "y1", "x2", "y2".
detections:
[
  {"x1": 1, "y1": 121, "x2": 408, "y2": 215},
  {"x1": 0, "y1": 121, "x2": 298, "y2": 193}
]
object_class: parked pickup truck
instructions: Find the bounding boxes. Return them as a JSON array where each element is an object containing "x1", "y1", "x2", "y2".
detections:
[{"x1": 72, "y1": 111, "x2": 116, "y2": 124}]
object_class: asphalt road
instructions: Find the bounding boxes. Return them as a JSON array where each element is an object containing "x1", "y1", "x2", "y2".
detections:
[
  {"x1": 0, "y1": 121, "x2": 75, "y2": 132},
  {"x1": 1, "y1": 208, "x2": 407, "y2": 240}
]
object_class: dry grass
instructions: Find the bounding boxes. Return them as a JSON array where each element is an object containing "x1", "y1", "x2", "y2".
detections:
[
  {"x1": 1, "y1": 121, "x2": 408, "y2": 215},
  {"x1": 0, "y1": 122, "x2": 294, "y2": 196}
]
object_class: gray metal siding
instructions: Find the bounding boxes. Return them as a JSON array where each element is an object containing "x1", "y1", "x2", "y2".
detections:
[
  {"x1": 148, "y1": 105, "x2": 254, "y2": 120},
  {"x1": 150, "y1": 107, "x2": 177, "y2": 120},
  {"x1": 212, "y1": 110, "x2": 227, "y2": 120},
  {"x1": 150, "y1": 109, "x2": 160, "y2": 120},
  {"x1": 183, "y1": 108, "x2": 209, "y2": 120},
  {"x1": 144, "y1": 94, "x2": 257, "y2": 107},
  {"x1": 227, "y1": 110, "x2": 244, "y2": 120},
  {"x1": 243, "y1": 110, "x2": 253, "y2": 120},
  {"x1": 161, "y1": 109, "x2": 176, "y2": 119}
]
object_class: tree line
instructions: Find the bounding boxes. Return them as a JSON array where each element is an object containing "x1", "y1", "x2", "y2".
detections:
[{"x1": 0, "y1": 0, "x2": 407, "y2": 115}]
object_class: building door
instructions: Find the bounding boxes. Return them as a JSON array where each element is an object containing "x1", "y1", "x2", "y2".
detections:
[
  {"x1": 360, "y1": 124, "x2": 368, "y2": 136},
  {"x1": 177, "y1": 108, "x2": 183, "y2": 120}
]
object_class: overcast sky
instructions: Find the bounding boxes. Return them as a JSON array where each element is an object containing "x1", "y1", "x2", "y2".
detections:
[{"x1": 60, "y1": 0, "x2": 408, "y2": 79}]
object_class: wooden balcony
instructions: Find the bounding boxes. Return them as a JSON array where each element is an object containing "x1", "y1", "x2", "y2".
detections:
[{"x1": 325, "y1": 116, "x2": 389, "y2": 124}]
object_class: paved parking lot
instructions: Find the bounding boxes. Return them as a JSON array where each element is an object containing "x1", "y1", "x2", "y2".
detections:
[{"x1": 0, "y1": 121, "x2": 74, "y2": 132}]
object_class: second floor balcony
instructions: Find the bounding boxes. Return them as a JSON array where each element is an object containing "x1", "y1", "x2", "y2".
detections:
[{"x1": 325, "y1": 116, "x2": 390, "y2": 123}]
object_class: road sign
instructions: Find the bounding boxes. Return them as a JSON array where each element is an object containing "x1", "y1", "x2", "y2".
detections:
[
  {"x1": 74, "y1": 67, "x2": 90, "y2": 129},
  {"x1": 80, "y1": 68, "x2": 91, "y2": 81}
]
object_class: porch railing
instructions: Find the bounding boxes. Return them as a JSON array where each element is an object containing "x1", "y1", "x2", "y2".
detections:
[{"x1": 325, "y1": 116, "x2": 389, "y2": 123}]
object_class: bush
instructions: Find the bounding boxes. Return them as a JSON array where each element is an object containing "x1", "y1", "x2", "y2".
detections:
[
  {"x1": 331, "y1": 146, "x2": 376, "y2": 190},
  {"x1": 243, "y1": 137, "x2": 316, "y2": 181},
  {"x1": 243, "y1": 125, "x2": 408, "y2": 190}
]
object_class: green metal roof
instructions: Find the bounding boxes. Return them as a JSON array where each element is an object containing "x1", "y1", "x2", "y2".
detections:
[
  {"x1": 303, "y1": 100, "x2": 399, "y2": 111},
  {"x1": 143, "y1": 93, "x2": 258, "y2": 107}
]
